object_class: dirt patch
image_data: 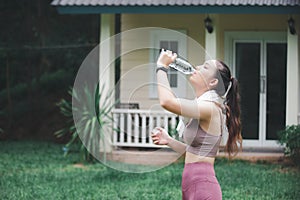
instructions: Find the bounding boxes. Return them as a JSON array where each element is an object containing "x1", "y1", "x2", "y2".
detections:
[{"x1": 73, "y1": 163, "x2": 88, "y2": 169}]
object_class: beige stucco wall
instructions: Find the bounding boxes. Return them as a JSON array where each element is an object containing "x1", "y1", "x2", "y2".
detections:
[
  {"x1": 119, "y1": 13, "x2": 299, "y2": 114},
  {"x1": 120, "y1": 14, "x2": 205, "y2": 109},
  {"x1": 217, "y1": 14, "x2": 291, "y2": 60}
]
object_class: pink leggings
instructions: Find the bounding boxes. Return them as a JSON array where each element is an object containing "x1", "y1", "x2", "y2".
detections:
[{"x1": 182, "y1": 162, "x2": 222, "y2": 200}]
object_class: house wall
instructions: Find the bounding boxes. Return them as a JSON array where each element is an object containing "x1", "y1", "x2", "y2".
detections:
[
  {"x1": 217, "y1": 14, "x2": 290, "y2": 60},
  {"x1": 119, "y1": 13, "x2": 299, "y2": 114},
  {"x1": 120, "y1": 14, "x2": 205, "y2": 109}
]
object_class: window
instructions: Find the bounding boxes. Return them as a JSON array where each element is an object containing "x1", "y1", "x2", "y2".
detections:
[
  {"x1": 160, "y1": 40, "x2": 178, "y2": 87},
  {"x1": 149, "y1": 30, "x2": 187, "y2": 98}
]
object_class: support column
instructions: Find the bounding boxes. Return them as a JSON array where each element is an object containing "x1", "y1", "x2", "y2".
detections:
[
  {"x1": 286, "y1": 26, "x2": 299, "y2": 125},
  {"x1": 205, "y1": 15, "x2": 228, "y2": 146},
  {"x1": 99, "y1": 14, "x2": 115, "y2": 152},
  {"x1": 99, "y1": 14, "x2": 115, "y2": 95},
  {"x1": 205, "y1": 15, "x2": 218, "y2": 60},
  {"x1": 298, "y1": 29, "x2": 300, "y2": 124}
]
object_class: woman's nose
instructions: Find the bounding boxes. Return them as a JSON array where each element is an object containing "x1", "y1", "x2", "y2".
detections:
[{"x1": 195, "y1": 65, "x2": 202, "y2": 71}]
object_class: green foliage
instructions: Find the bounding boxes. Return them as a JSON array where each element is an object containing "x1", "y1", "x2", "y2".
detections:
[
  {"x1": 0, "y1": 0, "x2": 99, "y2": 139},
  {"x1": 278, "y1": 125, "x2": 300, "y2": 165},
  {"x1": 0, "y1": 83, "x2": 27, "y2": 103},
  {"x1": 0, "y1": 69, "x2": 74, "y2": 120},
  {"x1": 55, "y1": 84, "x2": 118, "y2": 162},
  {"x1": 39, "y1": 69, "x2": 74, "y2": 93},
  {"x1": 0, "y1": 69, "x2": 72, "y2": 99}
]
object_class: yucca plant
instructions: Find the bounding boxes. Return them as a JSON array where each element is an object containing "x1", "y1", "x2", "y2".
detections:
[{"x1": 55, "y1": 84, "x2": 118, "y2": 162}]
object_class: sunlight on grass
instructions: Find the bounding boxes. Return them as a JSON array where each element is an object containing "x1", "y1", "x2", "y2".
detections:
[{"x1": 0, "y1": 141, "x2": 299, "y2": 200}]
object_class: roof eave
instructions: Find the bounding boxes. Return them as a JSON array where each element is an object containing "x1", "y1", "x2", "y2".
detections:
[{"x1": 53, "y1": 5, "x2": 300, "y2": 15}]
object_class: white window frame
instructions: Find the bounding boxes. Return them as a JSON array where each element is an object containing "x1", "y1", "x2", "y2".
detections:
[{"x1": 149, "y1": 30, "x2": 187, "y2": 99}]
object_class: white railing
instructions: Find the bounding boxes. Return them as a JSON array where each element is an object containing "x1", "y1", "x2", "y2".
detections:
[{"x1": 112, "y1": 109, "x2": 180, "y2": 148}]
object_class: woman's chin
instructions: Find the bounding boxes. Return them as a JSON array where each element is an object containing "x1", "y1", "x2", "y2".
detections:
[{"x1": 188, "y1": 77, "x2": 196, "y2": 87}]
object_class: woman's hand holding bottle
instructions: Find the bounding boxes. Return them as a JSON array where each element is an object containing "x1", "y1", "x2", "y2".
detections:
[{"x1": 157, "y1": 49, "x2": 177, "y2": 68}]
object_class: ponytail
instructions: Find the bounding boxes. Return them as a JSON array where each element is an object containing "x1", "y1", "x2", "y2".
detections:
[
  {"x1": 216, "y1": 61, "x2": 242, "y2": 158},
  {"x1": 224, "y1": 77, "x2": 242, "y2": 158}
]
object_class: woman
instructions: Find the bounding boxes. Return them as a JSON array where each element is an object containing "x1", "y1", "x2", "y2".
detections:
[{"x1": 151, "y1": 49, "x2": 242, "y2": 200}]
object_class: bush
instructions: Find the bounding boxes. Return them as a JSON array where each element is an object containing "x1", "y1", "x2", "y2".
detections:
[
  {"x1": 39, "y1": 69, "x2": 74, "y2": 93},
  {"x1": 277, "y1": 125, "x2": 300, "y2": 165}
]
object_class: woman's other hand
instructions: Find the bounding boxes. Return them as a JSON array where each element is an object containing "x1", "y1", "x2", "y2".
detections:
[
  {"x1": 157, "y1": 49, "x2": 177, "y2": 68},
  {"x1": 151, "y1": 127, "x2": 171, "y2": 145}
]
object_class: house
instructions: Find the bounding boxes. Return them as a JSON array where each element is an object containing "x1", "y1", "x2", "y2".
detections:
[{"x1": 51, "y1": 0, "x2": 300, "y2": 152}]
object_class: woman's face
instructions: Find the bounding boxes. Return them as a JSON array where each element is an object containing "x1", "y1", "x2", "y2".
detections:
[{"x1": 189, "y1": 60, "x2": 218, "y2": 90}]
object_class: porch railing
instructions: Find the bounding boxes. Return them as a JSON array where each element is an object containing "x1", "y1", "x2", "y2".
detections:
[{"x1": 112, "y1": 109, "x2": 180, "y2": 148}]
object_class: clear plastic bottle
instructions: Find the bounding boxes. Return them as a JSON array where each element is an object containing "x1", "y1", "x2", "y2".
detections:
[{"x1": 169, "y1": 57, "x2": 196, "y2": 75}]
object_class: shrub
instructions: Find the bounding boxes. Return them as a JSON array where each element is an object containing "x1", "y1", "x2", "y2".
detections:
[
  {"x1": 39, "y1": 69, "x2": 73, "y2": 93},
  {"x1": 277, "y1": 125, "x2": 300, "y2": 165}
]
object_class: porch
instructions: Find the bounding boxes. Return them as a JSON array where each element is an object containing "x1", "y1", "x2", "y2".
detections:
[
  {"x1": 112, "y1": 107, "x2": 181, "y2": 148},
  {"x1": 109, "y1": 107, "x2": 288, "y2": 166}
]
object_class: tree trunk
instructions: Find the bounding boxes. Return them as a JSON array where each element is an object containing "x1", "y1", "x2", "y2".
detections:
[{"x1": 6, "y1": 54, "x2": 12, "y2": 130}]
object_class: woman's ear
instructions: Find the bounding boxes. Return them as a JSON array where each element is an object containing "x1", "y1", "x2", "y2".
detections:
[{"x1": 209, "y1": 78, "x2": 219, "y2": 88}]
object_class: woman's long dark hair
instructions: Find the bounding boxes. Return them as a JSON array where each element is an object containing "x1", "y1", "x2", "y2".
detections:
[{"x1": 216, "y1": 61, "x2": 242, "y2": 158}]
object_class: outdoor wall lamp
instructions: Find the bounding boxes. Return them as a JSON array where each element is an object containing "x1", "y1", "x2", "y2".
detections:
[
  {"x1": 204, "y1": 16, "x2": 213, "y2": 34},
  {"x1": 288, "y1": 17, "x2": 296, "y2": 35}
]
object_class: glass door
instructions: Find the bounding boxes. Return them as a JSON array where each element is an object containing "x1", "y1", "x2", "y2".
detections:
[
  {"x1": 234, "y1": 39, "x2": 286, "y2": 147},
  {"x1": 235, "y1": 42, "x2": 261, "y2": 143},
  {"x1": 265, "y1": 43, "x2": 287, "y2": 143}
]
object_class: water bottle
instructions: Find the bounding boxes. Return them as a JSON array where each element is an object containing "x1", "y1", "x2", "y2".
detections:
[{"x1": 169, "y1": 57, "x2": 196, "y2": 75}]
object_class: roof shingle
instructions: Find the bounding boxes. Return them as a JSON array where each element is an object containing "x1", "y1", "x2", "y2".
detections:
[{"x1": 51, "y1": 0, "x2": 300, "y2": 6}]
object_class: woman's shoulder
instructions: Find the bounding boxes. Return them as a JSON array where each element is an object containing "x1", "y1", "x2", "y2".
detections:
[{"x1": 196, "y1": 100, "x2": 222, "y2": 121}]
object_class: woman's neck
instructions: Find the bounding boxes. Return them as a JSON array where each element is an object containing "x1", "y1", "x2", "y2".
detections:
[{"x1": 196, "y1": 88, "x2": 209, "y2": 98}]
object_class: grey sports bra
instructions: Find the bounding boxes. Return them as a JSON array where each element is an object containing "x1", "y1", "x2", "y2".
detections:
[{"x1": 183, "y1": 111, "x2": 223, "y2": 157}]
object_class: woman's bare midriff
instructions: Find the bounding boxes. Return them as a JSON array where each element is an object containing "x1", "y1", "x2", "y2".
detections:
[{"x1": 185, "y1": 151, "x2": 215, "y2": 165}]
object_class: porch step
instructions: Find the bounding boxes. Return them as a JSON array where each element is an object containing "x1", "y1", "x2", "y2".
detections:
[
  {"x1": 106, "y1": 149, "x2": 285, "y2": 166},
  {"x1": 106, "y1": 150, "x2": 182, "y2": 166},
  {"x1": 218, "y1": 151, "x2": 285, "y2": 163},
  {"x1": 237, "y1": 146, "x2": 284, "y2": 153}
]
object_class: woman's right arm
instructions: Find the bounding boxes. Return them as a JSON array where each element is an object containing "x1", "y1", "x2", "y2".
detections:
[
  {"x1": 151, "y1": 127, "x2": 186, "y2": 154},
  {"x1": 156, "y1": 50, "x2": 214, "y2": 121}
]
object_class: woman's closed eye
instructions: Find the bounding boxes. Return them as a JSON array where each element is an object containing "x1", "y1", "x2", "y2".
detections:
[{"x1": 198, "y1": 65, "x2": 208, "y2": 71}]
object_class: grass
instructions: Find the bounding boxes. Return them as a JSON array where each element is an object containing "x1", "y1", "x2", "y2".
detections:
[{"x1": 0, "y1": 141, "x2": 299, "y2": 200}]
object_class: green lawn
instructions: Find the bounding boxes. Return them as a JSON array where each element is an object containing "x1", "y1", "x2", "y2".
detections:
[{"x1": 0, "y1": 141, "x2": 299, "y2": 200}]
